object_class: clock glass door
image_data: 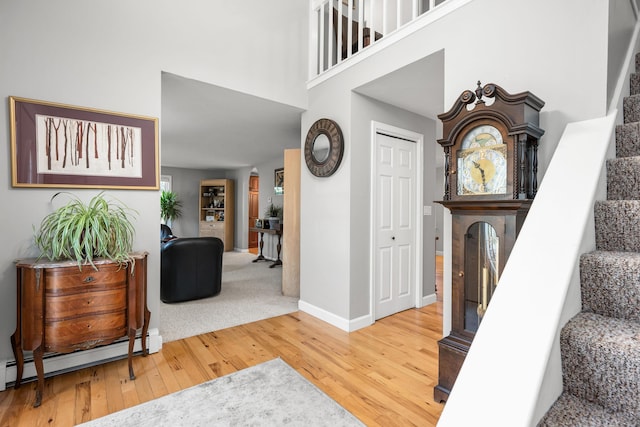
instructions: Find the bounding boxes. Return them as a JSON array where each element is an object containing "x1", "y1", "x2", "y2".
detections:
[{"x1": 464, "y1": 222, "x2": 499, "y2": 333}]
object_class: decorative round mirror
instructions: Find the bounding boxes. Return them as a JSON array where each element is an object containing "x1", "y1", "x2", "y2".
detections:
[{"x1": 304, "y1": 118, "x2": 344, "y2": 177}]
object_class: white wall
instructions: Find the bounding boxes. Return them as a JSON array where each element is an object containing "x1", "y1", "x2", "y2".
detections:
[
  {"x1": 0, "y1": 0, "x2": 308, "y2": 365},
  {"x1": 300, "y1": 0, "x2": 609, "y2": 328}
]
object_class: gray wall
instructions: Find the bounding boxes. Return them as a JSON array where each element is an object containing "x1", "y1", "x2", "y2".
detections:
[
  {"x1": 0, "y1": 0, "x2": 308, "y2": 362},
  {"x1": 161, "y1": 166, "x2": 228, "y2": 238},
  {"x1": 349, "y1": 93, "x2": 437, "y2": 318}
]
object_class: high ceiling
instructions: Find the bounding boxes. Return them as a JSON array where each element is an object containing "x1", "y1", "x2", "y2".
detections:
[
  {"x1": 160, "y1": 52, "x2": 444, "y2": 171},
  {"x1": 161, "y1": 72, "x2": 304, "y2": 170}
]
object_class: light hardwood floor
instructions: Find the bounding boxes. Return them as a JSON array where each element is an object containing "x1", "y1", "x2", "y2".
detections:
[{"x1": 0, "y1": 256, "x2": 444, "y2": 427}]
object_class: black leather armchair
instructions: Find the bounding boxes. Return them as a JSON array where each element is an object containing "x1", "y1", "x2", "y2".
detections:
[
  {"x1": 161, "y1": 224, "x2": 175, "y2": 242},
  {"x1": 161, "y1": 237, "x2": 224, "y2": 303}
]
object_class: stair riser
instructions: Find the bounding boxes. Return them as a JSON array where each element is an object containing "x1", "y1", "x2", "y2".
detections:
[
  {"x1": 615, "y1": 123, "x2": 640, "y2": 158},
  {"x1": 560, "y1": 314, "x2": 640, "y2": 415},
  {"x1": 580, "y1": 252, "x2": 640, "y2": 322},
  {"x1": 607, "y1": 157, "x2": 640, "y2": 200},
  {"x1": 594, "y1": 200, "x2": 640, "y2": 251},
  {"x1": 632, "y1": 73, "x2": 640, "y2": 96},
  {"x1": 624, "y1": 95, "x2": 640, "y2": 124}
]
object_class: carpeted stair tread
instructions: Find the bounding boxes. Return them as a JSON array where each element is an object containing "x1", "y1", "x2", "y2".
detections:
[
  {"x1": 608, "y1": 156, "x2": 640, "y2": 199},
  {"x1": 632, "y1": 73, "x2": 640, "y2": 97},
  {"x1": 594, "y1": 200, "x2": 640, "y2": 251},
  {"x1": 616, "y1": 122, "x2": 640, "y2": 157},
  {"x1": 580, "y1": 251, "x2": 640, "y2": 322},
  {"x1": 623, "y1": 94, "x2": 640, "y2": 124},
  {"x1": 560, "y1": 312, "x2": 640, "y2": 416},
  {"x1": 537, "y1": 392, "x2": 638, "y2": 427}
]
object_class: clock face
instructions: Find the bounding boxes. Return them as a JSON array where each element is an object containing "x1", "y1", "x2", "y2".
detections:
[{"x1": 457, "y1": 125, "x2": 508, "y2": 195}]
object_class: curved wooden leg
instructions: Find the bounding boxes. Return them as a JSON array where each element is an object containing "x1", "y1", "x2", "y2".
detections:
[
  {"x1": 128, "y1": 328, "x2": 136, "y2": 380},
  {"x1": 10, "y1": 333, "x2": 23, "y2": 389},
  {"x1": 33, "y1": 346, "x2": 44, "y2": 408},
  {"x1": 141, "y1": 308, "x2": 150, "y2": 357}
]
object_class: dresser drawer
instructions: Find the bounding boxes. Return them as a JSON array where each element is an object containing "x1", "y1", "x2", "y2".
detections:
[
  {"x1": 45, "y1": 288, "x2": 127, "y2": 320},
  {"x1": 44, "y1": 311, "x2": 127, "y2": 352},
  {"x1": 200, "y1": 221, "x2": 225, "y2": 238},
  {"x1": 45, "y1": 264, "x2": 127, "y2": 294},
  {"x1": 200, "y1": 221, "x2": 224, "y2": 230}
]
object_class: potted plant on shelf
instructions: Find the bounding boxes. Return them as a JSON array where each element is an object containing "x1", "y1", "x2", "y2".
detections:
[
  {"x1": 34, "y1": 191, "x2": 137, "y2": 270},
  {"x1": 264, "y1": 203, "x2": 282, "y2": 230},
  {"x1": 160, "y1": 190, "x2": 182, "y2": 227}
]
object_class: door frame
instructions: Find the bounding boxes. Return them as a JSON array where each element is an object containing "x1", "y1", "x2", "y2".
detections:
[{"x1": 369, "y1": 121, "x2": 424, "y2": 320}]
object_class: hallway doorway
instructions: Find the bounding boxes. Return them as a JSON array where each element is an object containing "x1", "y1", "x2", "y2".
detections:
[{"x1": 249, "y1": 174, "x2": 259, "y2": 254}]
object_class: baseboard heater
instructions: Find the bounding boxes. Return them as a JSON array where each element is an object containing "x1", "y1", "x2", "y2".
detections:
[{"x1": 1, "y1": 328, "x2": 161, "y2": 391}]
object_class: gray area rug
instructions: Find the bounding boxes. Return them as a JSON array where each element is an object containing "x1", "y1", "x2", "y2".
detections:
[
  {"x1": 79, "y1": 358, "x2": 364, "y2": 427},
  {"x1": 160, "y1": 251, "x2": 299, "y2": 342}
]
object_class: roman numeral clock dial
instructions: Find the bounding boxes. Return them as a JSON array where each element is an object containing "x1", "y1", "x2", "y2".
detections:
[{"x1": 457, "y1": 124, "x2": 507, "y2": 196}]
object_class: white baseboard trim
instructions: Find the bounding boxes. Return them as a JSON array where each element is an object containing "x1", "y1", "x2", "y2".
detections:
[
  {"x1": 0, "y1": 359, "x2": 6, "y2": 392},
  {"x1": 422, "y1": 293, "x2": 437, "y2": 307},
  {"x1": 2, "y1": 328, "x2": 162, "y2": 390},
  {"x1": 298, "y1": 300, "x2": 373, "y2": 332}
]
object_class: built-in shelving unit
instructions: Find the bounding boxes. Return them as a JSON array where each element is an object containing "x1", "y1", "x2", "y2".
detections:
[{"x1": 199, "y1": 179, "x2": 234, "y2": 251}]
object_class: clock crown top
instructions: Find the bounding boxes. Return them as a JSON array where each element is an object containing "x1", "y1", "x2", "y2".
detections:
[
  {"x1": 474, "y1": 80, "x2": 484, "y2": 105},
  {"x1": 438, "y1": 81, "x2": 545, "y2": 148}
]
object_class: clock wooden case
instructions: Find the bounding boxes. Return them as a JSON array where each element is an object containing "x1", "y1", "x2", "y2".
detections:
[{"x1": 434, "y1": 82, "x2": 544, "y2": 403}]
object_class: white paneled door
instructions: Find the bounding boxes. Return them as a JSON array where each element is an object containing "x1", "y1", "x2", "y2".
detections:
[{"x1": 374, "y1": 131, "x2": 417, "y2": 320}]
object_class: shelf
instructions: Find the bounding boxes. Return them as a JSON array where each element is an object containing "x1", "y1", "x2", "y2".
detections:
[{"x1": 199, "y1": 179, "x2": 234, "y2": 250}]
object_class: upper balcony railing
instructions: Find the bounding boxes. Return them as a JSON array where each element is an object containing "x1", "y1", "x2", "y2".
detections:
[{"x1": 310, "y1": 0, "x2": 448, "y2": 78}]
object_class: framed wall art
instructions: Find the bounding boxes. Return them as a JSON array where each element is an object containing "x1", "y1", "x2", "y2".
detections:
[
  {"x1": 274, "y1": 167, "x2": 284, "y2": 195},
  {"x1": 10, "y1": 96, "x2": 159, "y2": 189}
]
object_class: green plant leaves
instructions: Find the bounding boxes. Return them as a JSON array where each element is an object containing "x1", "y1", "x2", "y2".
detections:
[
  {"x1": 160, "y1": 190, "x2": 182, "y2": 222},
  {"x1": 34, "y1": 192, "x2": 137, "y2": 270}
]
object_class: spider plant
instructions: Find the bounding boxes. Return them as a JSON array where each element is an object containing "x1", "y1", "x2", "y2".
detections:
[{"x1": 34, "y1": 192, "x2": 137, "y2": 270}]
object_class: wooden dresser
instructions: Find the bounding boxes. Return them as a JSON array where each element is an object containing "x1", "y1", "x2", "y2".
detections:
[{"x1": 10, "y1": 252, "x2": 150, "y2": 407}]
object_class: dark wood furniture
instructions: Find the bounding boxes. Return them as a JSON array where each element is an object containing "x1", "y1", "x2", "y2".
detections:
[
  {"x1": 250, "y1": 225, "x2": 283, "y2": 268},
  {"x1": 11, "y1": 253, "x2": 150, "y2": 407},
  {"x1": 433, "y1": 200, "x2": 531, "y2": 403},
  {"x1": 434, "y1": 82, "x2": 544, "y2": 402}
]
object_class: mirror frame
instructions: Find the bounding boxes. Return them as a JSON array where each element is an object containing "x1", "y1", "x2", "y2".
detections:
[{"x1": 304, "y1": 118, "x2": 344, "y2": 177}]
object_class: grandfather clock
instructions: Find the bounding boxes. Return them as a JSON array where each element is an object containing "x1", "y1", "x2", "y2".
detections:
[{"x1": 433, "y1": 82, "x2": 544, "y2": 403}]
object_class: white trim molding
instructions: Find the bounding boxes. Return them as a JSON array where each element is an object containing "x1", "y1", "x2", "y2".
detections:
[{"x1": 298, "y1": 300, "x2": 373, "y2": 332}]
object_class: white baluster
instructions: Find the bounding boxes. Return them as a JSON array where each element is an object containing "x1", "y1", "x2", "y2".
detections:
[
  {"x1": 357, "y1": 0, "x2": 364, "y2": 52},
  {"x1": 319, "y1": 2, "x2": 326, "y2": 72},
  {"x1": 382, "y1": 0, "x2": 388, "y2": 35}
]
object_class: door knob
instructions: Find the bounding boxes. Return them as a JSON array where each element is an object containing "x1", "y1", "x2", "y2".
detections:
[{"x1": 392, "y1": 236, "x2": 395, "y2": 240}]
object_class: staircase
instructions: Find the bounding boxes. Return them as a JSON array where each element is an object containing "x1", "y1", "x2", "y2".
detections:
[{"x1": 538, "y1": 55, "x2": 640, "y2": 426}]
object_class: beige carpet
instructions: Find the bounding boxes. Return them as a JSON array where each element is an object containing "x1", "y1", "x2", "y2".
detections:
[{"x1": 159, "y1": 251, "x2": 299, "y2": 342}]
